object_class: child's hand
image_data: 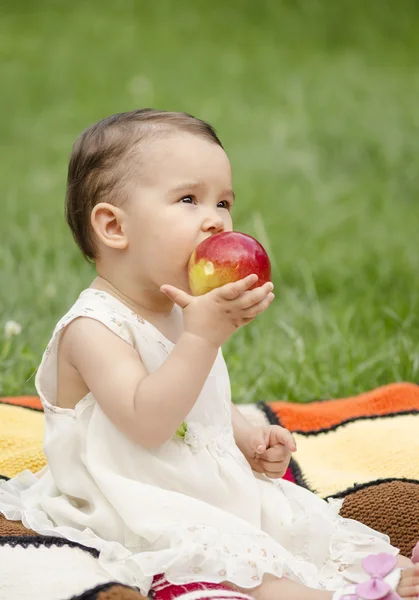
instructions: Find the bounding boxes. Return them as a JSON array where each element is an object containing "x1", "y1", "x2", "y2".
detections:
[
  {"x1": 241, "y1": 425, "x2": 297, "y2": 479},
  {"x1": 160, "y1": 274, "x2": 274, "y2": 349}
]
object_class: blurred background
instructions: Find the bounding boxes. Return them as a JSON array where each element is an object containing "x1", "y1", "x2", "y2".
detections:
[{"x1": 1, "y1": 0, "x2": 419, "y2": 402}]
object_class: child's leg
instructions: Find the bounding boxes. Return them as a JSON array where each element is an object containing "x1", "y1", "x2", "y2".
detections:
[
  {"x1": 223, "y1": 563, "x2": 419, "y2": 600},
  {"x1": 397, "y1": 554, "x2": 415, "y2": 568},
  {"x1": 223, "y1": 574, "x2": 333, "y2": 600}
]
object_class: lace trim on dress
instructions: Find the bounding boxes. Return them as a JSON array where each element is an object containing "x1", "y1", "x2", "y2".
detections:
[
  {"x1": 317, "y1": 498, "x2": 399, "y2": 590},
  {"x1": 0, "y1": 473, "x2": 399, "y2": 595}
]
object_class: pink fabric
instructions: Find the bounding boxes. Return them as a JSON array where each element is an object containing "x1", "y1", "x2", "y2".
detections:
[
  {"x1": 151, "y1": 574, "x2": 254, "y2": 600},
  {"x1": 342, "y1": 553, "x2": 401, "y2": 600}
]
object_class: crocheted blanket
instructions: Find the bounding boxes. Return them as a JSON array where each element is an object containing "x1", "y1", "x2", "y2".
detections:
[{"x1": 1, "y1": 383, "x2": 419, "y2": 600}]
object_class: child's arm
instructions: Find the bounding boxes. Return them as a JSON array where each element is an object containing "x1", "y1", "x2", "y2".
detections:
[
  {"x1": 64, "y1": 275, "x2": 274, "y2": 450},
  {"x1": 63, "y1": 317, "x2": 218, "y2": 449},
  {"x1": 231, "y1": 400, "x2": 295, "y2": 477},
  {"x1": 230, "y1": 401, "x2": 254, "y2": 452}
]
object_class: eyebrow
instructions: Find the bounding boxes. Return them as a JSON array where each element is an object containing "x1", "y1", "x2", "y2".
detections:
[{"x1": 170, "y1": 181, "x2": 235, "y2": 202}]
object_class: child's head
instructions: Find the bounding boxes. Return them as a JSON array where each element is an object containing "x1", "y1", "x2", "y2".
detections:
[{"x1": 65, "y1": 109, "x2": 235, "y2": 301}]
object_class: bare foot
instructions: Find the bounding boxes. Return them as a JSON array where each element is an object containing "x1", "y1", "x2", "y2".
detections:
[{"x1": 396, "y1": 563, "x2": 419, "y2": 599}]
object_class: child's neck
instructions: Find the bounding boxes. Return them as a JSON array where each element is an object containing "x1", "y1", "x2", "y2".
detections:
[{"x1": 90, "y1": 275, "x2": 175, "y2": 318}]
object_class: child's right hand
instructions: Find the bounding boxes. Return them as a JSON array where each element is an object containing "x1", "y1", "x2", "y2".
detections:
[{"x1": 160, "y1": 274, "x2": 275, "y2": 349}]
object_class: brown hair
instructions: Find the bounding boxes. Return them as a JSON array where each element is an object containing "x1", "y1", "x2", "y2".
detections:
[{"x1": 65, "y1": 108, "x2": 224, "y2": 263}]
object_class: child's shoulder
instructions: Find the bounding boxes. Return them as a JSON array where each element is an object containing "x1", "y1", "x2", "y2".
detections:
[
  {"x1": 37, "y1": 289, "x2": 143, "y2": 411},
  {"x1": 52, "y1": 288, "x2": 138, "y2": 348}
]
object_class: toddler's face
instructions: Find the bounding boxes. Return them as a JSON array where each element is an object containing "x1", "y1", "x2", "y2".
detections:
[{"x1": 125, "y1": 132, "x2": 235, "y2": 294}]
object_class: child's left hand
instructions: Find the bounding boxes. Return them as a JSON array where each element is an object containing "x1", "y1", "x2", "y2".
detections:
[{"x1": 241, "y1": 425, "x2": 297, "y2": 479}]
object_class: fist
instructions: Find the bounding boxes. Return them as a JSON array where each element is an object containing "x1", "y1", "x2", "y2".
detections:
[{"x1": 244, "y1": 425, "x2": 297, "y2": 479}]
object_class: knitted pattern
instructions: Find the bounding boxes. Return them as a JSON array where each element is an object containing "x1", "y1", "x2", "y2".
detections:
[
  {"x1": 338, "y1": 479, "x2": 419, "y2": 557},
  {"x1": 0, "y1": 403, "x2": 45, "y2": 478},
  {"x1": 1, "y1": 383, "x2": 419, "y2": 599}
]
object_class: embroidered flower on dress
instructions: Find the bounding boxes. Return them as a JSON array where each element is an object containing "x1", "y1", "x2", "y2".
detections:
[
  {"x1": 131, "y1": 312, "x2": 145, "y2": 324},
  {"x1": 187, "y1": 525, "x2": 200, "y2": 533},
  {"x1": 183, "y1": 423, "x2": 233, "y2": 455},
  {"x1": 110, "y1": 318, "x2": 123, "y2": 327},
  {"x1": 175, "y1": 421, "x2": 188, "y2": 439},
  {"x1": 192, "y1": 566, "x2": 203, "y2": 574},
  {"x1": 93, "y1": 292, "x2": 108, "y2": 300}
]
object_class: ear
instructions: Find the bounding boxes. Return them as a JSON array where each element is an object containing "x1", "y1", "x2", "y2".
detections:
[{"x1": 91, "y1": 202, "x2": 128, "y2": 250}]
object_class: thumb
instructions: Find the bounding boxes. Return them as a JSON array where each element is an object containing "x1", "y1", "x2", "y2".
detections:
[
  {"x1": 160, "y1": 284, "x2": 192, "y2": 309},
  {"x1": 249, "y1": 428, "x2": 268, "y2": 455},
  {"x1": 270, "y1": 426, "x2": 297, "y2": 452}
]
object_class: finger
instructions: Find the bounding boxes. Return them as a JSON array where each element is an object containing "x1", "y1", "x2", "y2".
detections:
[
  {"x1": 258, "y1": 459, "x2": 287, "y2": 474},
  {"x1": 238, "y1": 283, "x2": 273, "y2": 310},
  {"x1": 250, "y1": 460, "x2": 265, "y2": 473},
  {"x1": 399, "y1": 574, "x2": 418, "y2": 587},
  {"x1": 248, "y1": 428, "x2": 270, "y2": 455},
  {"x1": 262, "y1": 468, "x2": 286, "y2": 479},
  {"x1": 250, "y1": 440, "x2": 267, "y2": 455},
  {"x1": 397, "y1": 584, "x2": 418, "y2": 598},
  {"x1": 241, "y1": 292, "x2": 275, "y2": 318},
  {"x1": 237, "y1": 281, "x2": 274, "y2": 310},
  {"x1": 217, "y1": 274, "x2": 259, "y2": 301},
  {"x1": 262, "y1": 446, "x2": 290, "y2": 462},
  {"x1": 241, "y1": 315, "x2": 256, "y2": 323},
  {"x1": 160, "y1": 285, "x2": 192, "y2": 309},
  {"x1": 267, "y1": 428, "x2": 297, "y2": 452}
]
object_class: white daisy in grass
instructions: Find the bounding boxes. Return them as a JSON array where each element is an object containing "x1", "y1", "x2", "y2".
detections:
[{"x1": 4, "y1": 320, "x2": 22, "y2": 339}]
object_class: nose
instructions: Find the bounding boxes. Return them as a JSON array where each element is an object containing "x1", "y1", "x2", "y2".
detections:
[{"x1": 201, "y1": 211, "x2": 225, "y2": 235}]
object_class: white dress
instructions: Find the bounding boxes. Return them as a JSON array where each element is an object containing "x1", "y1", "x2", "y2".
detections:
[{"x1": 0, "y1": 289, "x2": 398, "y2": 596}]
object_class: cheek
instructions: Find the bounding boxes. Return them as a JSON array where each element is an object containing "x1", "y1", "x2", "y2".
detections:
[
  {"x1": 224, "y1": 213, "x2": 233, "y2": 230},
  {"x1": 149, "y1": 222, "x2": 194, "y2": 261}
]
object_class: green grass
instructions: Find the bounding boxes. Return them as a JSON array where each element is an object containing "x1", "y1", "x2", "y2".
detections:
[{"x1": 1, "y1": 0, "x2": 419, "y2": 402}]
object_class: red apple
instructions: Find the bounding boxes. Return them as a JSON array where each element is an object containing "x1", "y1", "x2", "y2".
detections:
[{"x1": 188, "y1": 231, "x2": 272, "y2": 296}]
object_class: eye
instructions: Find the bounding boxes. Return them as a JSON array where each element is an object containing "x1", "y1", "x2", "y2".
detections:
[
  {"x1": 178, "y1": 196, "x2": 232, "y2": 210},
  {"x1": 178, "y1": 196, "x2": 195, "y2": 204},
  {"x1": 218, "y1": 200, "x2": 232, "y2": 210}
]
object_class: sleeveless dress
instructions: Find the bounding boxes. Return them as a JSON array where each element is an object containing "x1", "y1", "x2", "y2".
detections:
[{"x1": 0, "y1": 289, "x2": 398, "y2": 596}]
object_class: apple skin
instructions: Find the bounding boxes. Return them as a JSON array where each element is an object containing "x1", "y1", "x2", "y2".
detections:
[{"x1": 188, "y1": 231, "x2": 272, "y2": 296}]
